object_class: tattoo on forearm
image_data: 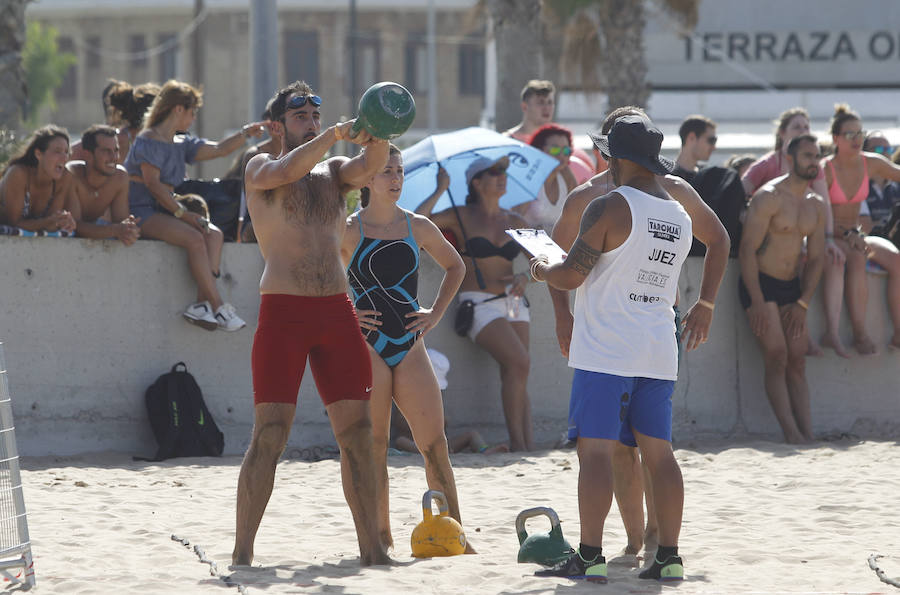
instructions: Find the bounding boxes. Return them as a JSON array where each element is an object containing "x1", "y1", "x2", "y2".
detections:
[{"x1": 567, "y1": 238, "x2": 602, "y2": 276}]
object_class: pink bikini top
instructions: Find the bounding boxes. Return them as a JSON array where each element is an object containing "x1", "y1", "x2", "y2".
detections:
[{"x1": 826, "y1": 157, "x2": 868, "y2": 205}]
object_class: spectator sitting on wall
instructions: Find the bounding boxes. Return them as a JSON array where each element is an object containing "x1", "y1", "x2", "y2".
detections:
[
  {"x1": 66, "y1": 125, "x2": 139, "y2": 245},
  {"x1": 71, "y1": 80, "x2": 159, "y2": 164},
  {"x1": 0, "y1": 125, "x2": 77, "y2": 236},
  {"x1": 124, "y1": 79, "x2": 268, "y2": 331},
  {"x1": 503, "y1": 79, "x2": 556, "y2": 142},
  {"x1": 513, "y1": 123, "x2": 578, "y2": 231},
  {"x1": 820, "y1": 105, "x2": 900, "y2": 354},
  {"x1": 860, "y1": 131, "x2": 900, "y2": 245},
  {"x1": 673, "y1": 114, "x2": 745, "y2": 257}
]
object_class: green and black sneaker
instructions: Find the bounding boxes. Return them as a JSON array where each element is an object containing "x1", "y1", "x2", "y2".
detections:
[
  {"x1": 638, "y1": 554, "x2": 684, "y2": 581},
  {"x1": 535, "y1": 550, "x2": 608, "y2": 583}
]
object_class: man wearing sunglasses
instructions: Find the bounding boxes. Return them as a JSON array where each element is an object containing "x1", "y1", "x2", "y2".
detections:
[
  {"x1": 673, "y1": 115, "x2": 717, "y2": 182},
  {"x1": 234, "y1": 80, "x2": 391, "y2": 568}
]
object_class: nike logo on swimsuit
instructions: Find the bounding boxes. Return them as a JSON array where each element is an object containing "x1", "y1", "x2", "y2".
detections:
[{"x1": 365, "y1": 386, "x2": 373, "y2": 392}]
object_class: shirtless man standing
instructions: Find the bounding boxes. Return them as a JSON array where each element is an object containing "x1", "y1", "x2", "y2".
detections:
[
  {"x1": 739, "y1": 134, "x2": 826, "y2": 444},
  {"x1": 66, "y1": 125, "x2": 139, "y2": 244},
  {"x1": 550, "y1": 107, "x2": 729, "y2": 562},
  {"x1": 233, "y1": 81, "x2": 391, "y2": 567}
]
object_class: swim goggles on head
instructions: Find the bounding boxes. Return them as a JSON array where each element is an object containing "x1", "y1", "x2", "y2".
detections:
[{"x1": 287, "y1": 95, "x2": 323, "y2": 109}]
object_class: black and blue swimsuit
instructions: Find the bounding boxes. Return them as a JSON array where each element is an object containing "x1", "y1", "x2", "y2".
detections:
[{"x1": 347, "y1": 211, "x2": 420, "y2": 368}]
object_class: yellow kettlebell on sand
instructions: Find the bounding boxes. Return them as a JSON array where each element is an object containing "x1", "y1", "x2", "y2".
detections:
[{"x1": 411, "y1": 490, "x2": 466, "y2": 557}]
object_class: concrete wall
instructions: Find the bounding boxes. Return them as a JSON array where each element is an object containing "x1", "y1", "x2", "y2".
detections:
[{"x1": 1, "y1": 236, "x2": 897, "y2": 456}]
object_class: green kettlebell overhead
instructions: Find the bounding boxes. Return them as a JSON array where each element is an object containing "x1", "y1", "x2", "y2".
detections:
[
  {"x1": 351, "y1": 82, "x2": 416, "y2": 140},
  {"x1": 516, "y1": 507, "x2": 573, "y2": 567}
]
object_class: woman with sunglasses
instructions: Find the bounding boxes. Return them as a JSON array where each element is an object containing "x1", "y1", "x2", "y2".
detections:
[
  {"x1": 124, "y1": 79, "x2": 268, "y2": 331},
  {"x1": 416, "y1": 155, "x2": 534, "y2": 451},
  {"x1": 515, "y1": 124, "x2": 578, "y2": 230},
  {"x1": 821, "y1": 103, "x2": 900, "y2": 354},
  {"x1": 341, "y1": 144, "x2": 472, "y2": 553},
  {"x1": 861, "y1": 132, "x2": 900, "y2": 237}
]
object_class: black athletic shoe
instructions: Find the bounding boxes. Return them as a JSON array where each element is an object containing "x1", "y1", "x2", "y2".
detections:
[
  {"x1": 638, "y1": 554, "x2": 684, "y2": 581},
  {"x1": 535, "y1": 550, "x2": 608, "y2": 583}
]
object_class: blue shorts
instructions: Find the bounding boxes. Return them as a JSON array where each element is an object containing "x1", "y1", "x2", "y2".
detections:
[{"x1": 567, "y1": 370, "x2": 674, "y2": 446}]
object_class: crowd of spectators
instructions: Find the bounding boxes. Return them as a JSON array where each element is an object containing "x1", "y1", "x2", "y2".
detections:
[{"x1": 2, "y1": 75, "x2": 898, "y2": 447}]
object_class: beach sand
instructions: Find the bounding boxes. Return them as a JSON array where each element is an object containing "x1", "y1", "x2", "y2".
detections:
[{"x1": 13, "y1": 438, "x2": 900, "y2": 593}]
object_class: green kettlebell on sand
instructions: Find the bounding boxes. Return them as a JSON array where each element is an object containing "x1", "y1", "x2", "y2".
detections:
[
  {"x1": 516, "y1": 507, "x2": 573, "y2": 567},
  {"x1": 350, "y1": 82, "x2": 416, "y2": 140}
]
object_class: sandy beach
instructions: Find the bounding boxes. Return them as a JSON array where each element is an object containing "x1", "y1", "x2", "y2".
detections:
[{"x1": 12, "y1": 438, "x2": 900, "y2": 594}]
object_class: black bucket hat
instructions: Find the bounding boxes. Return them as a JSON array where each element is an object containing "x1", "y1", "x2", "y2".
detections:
[{"x1": 588, "y1": 115, "x2": 675, "y2": 175}]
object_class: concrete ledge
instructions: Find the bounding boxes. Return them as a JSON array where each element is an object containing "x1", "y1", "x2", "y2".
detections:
[{"x1": 1, "y1": 236, "x2": 897, "y2": 456}]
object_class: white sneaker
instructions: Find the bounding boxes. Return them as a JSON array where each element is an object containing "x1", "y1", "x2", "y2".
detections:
[
  {"x1": 215, "y1": 303, "x2": 246, "y2": 332},
  {"x1": 183, "y1": 301, "x2": 218, "y2": 331}
]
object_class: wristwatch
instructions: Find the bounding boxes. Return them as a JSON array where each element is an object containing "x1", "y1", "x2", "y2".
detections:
[{"x1": 173, "y1": 205, "x2": 186, "y2": 219}]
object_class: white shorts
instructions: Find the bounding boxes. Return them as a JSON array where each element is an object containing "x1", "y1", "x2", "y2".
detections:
[{"x1": 458, "y1": 291, "x2": 530, "y2": 341}]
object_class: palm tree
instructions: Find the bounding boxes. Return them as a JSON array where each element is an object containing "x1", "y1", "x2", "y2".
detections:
[
  {"x1": 545, "y1": 0, "x2": 699, "y2": 115},
  {"x1": 486, "y1": 0, "x2": 543, "y2": 132},
  {"x1": 0, "y1": 0, "x2": 29, "y2": 134}
]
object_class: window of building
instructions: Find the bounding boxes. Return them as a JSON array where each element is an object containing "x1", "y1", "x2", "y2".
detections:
[
  {"x1": 350, "y1": 32, "x2": 380, "y2": 92},
  {"x1": 129, "y1": 34, "x2": 147, "y2": 69},
  {"x1": 404, "y1": 35, "x2": 428, "y2": 96},
  {"x1": 86, "y1": 36, "x2": 101, "y2": 69},
  {"x1": 283, "y1": 30, "x2": 319, "y2": 90},
  {"x1": 157, "y1": 33, "x2": 177, "y2": 82},
  {"x1": 57, "y1": 36, "x2": 76, "y2": 99},
  {"x1": 458, "y1": 37, "x2": 485, "y2": 96}
]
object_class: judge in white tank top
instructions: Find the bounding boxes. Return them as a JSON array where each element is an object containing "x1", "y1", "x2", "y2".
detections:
[{"x1": 530, "y1": 115, "x2": 693, "y2": 583}]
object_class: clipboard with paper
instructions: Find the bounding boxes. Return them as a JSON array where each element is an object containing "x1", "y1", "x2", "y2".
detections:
[{"x1": 505, "y1": 228, "x2": 567, "y2": 264}]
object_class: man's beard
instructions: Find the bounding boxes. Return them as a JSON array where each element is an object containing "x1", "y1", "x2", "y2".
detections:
[
  {"x1": 285, "y1": 131, "x2": 317, "y2": 152},
  {"x1": 795, "y1": 165, "x2": 818, "y2": 181}
]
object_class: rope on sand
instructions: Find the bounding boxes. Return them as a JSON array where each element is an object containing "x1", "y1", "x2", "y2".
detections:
[
  {"x1": 868, "y1": 554, "x2": 900, "y2": 589},
  {"x1": 171, "y1": 534, "x2": 248, "y2": 594}
]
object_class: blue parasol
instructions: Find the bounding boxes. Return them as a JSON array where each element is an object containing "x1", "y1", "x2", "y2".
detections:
[{"x1": 397, "y1": 127, "x2": 559, "y2": 212}]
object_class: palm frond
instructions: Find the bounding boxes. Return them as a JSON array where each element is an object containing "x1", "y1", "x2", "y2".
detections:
[{"x1": 656, "y1": 0, "x2": 699, "y2": 30}]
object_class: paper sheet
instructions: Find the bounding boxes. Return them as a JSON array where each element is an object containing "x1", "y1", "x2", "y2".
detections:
[{"x1": 505, "y1": 228, "x2": 567, "y2": 264}]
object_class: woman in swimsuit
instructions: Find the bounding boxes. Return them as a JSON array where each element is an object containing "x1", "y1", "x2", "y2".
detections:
[
  {"x1": 0, "y1": 125, "x2": 77, "y2": 234},
  {"x1": 340, "y1": 145, "x2": 469, "y2": 553},
  {"x1": 416, "y1": 155, "x2": 534, "y2": 451},
  {"x1": 822, "y1": 104, "x2": 900, "y2": 354}
]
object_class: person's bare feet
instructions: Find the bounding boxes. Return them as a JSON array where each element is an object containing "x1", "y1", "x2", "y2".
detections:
[
  {"x1": 483, "y1": 444, "x2": 510, "y2": 454},
  {"x1": 361, "y1": 548, "x2": 394, "y2": 566},
  {"x1": 642, "y1": 528, "x2": 658, "y2": 557},
  {"x1": 821, "y1": 332, "x2": 852, "y2": 358},
  {"x1": 889, "y1": 334, "x2": 900, "y2": 351},
  {"x1": 853, "y1": 334, "x2": 878, "y2": 356},
  {"x1": 609, "y1": 545, "x2": 641, "y2": 566},
  {"x1": 806, "y1": 336, "x2": 824, "y2": 357}
]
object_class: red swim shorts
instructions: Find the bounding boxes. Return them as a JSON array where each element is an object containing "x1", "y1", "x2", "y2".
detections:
[{"x1": 251, "y1": 293, "x2": 373, "y2": 406}]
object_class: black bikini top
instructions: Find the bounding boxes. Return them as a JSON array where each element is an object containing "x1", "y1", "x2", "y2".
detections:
[{"x1": 463, "y1": 236, "x2": 520, "y2": 261}]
